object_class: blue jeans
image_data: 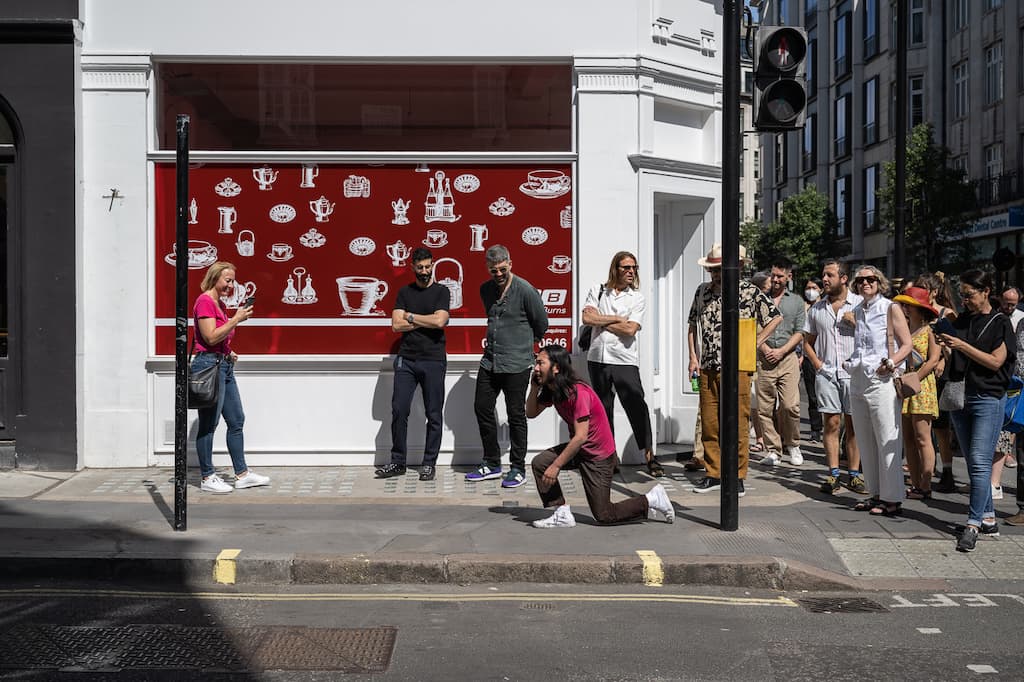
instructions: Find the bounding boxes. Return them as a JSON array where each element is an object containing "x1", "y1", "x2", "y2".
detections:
[
  {"x1": 950, "y1": 393, "x2": 1004, "y2": 526},
  {"x1": 390, "y1": 356, "x2": 446, "y2": 466},
  {"x1": 194, "y1": 354, "x2": 248, "y2": 478}
]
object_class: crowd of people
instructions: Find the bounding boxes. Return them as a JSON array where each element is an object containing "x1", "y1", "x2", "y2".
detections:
[{"x1": 189, "y1": 244, "x2": 1024, "y2": 553}]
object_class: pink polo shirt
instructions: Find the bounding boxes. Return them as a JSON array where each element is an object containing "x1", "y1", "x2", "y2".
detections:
[
  {"x1": 548, "y1": 382, "x2": 616, "y2": 461},
  {"x1": 193, "y1": 294, "x2": 233, "y2": 354}
]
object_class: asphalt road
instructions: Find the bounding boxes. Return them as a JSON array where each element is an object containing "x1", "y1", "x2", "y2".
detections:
[{"x1": 1, "y1": 582, "x2": 1022, "y2": 681}]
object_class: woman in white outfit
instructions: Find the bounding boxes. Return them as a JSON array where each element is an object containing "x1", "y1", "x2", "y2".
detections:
[{"x1": 846, "y1": 266, "x2": 912, "y2": 516}]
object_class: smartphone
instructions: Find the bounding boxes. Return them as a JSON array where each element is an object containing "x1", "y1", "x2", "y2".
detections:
[
  {"x1": 932, "y1": 317, "x2": 956, "y2": 336},
  {"x1": 243, "y1": 296, "x2": 256, "y2": 308}
]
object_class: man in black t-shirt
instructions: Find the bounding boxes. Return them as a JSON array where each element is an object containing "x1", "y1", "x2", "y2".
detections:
[{"x1": 376, "y1": 248, "x2": 451, "y2": 481}]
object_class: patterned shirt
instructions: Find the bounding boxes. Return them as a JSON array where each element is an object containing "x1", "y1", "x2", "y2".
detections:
[{"x1": 688, "y1": 280, "x2": 780, "y2": 371}]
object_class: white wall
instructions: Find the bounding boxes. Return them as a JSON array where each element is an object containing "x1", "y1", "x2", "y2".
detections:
[{"x1": 77, "y1": 0, "x2": 724, "y2": 466}]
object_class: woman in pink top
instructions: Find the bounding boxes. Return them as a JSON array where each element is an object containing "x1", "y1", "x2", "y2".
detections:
[
  {"x1": 526, "y1": 344, "x2": 674, "y2": 528},
  {"x1": 192, "y1": 261, "x2": 270, "y2": 494}
]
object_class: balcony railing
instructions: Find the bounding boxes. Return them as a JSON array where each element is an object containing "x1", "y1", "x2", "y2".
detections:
[{"x1": 973, "y1": 168, "x2": 1024, "y2": 208}]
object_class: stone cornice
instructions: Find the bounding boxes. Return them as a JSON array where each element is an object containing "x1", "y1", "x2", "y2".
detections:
[
  {"x1": 628, "y1": 154, "x2": 722, "y2": 179},
  {"x1": 575, "y1": 56, "x2": 720, "y2": 108},
  {"x1": 81, "y1": 56, "x2": 152, "y2": 91}
]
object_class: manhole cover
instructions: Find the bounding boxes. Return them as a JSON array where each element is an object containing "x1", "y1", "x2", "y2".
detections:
[
  {"x1": 0, "y1": 625, "x2": 397, "y2": 673},
  {"x1": 797, "y1": 597, "x2": 889, "y2": 614}
]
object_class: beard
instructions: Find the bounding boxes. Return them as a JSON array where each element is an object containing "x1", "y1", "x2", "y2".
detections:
[{"x1": 416, "y1": 273, "x2": 432, "y2": 286}]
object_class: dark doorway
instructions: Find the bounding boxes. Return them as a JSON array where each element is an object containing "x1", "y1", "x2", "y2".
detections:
[{"x1": 0, "y1": 112, "x2": 15, "y2": 441}]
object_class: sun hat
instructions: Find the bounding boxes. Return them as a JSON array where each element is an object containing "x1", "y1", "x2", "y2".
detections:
[
  {"x1": 893, "y1": 286, "x2": 939, "y2": 317},
  {"x1": 697, "y1": 242, "x2": 749, "y2": 268}
]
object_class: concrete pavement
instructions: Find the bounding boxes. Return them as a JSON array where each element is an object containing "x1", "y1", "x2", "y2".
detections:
[{"x1": 1, "y1": 440, "x2": 1023, "y2": 590}]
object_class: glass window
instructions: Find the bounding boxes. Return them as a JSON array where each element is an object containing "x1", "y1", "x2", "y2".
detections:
[
  {"x1": 909, "y1": 76, "x2": 924, "y2": 128},
  {"x1": 864, "y1": 77, "x2": 878, "y2": 145},
  {"x1": 754, "y1": 148, "x2": 760, "y2": 180},
  {"x1": 953, "y1": 0, "x2": 968, "y2": 31},
  {"x1": 807, "y1": 28, "x2": 817, "y2": 96},
  {"x1": 986, "y1": 42, "x2": 1004, "y2": 104},
  {"x1": 156, "y1": 63, "x2": 572, "y2": 152},
  {"x1": 864, "y1": 164, "x2": 878, "y2": 232},
  {"x1": 986, "y1": 143, "x2": 1003, "y2": 203},
  {"x1": 835, "y1": 175, "x2": 849, "y2": 237},
  {"x1": 952, "y1": 155, "x2": 968, "y2": 176},
  {"x1": 802, "y1": 113, "x2": 816, "y2": 173},
  {"x1": 0, "y1": 163, "x2": 8, "y2": 357},
  {"x1": 910, "y1": 0, "x2": 925, "y2": 46},
  {"x1": 953, "y1": 61, "x2": 969, "y2": 119},
  {"x1": 835, "y1": 9, "x2": 850, "y2": 79},
  {"x1": 777, "y1": 0, "x2": 789, "y2": 24},
  {"x1": 864, "y1": 0, "x2": 879, "y2": 59},
  {"x1": 775, "y1": 133, "x2": 787, "y2": 185},
  {"x1": 835, "y1": 94, "x2": 850, "y2": 157},
  {"x1": 985, "y1": 0, "x2": 1003, "y2": 10}
]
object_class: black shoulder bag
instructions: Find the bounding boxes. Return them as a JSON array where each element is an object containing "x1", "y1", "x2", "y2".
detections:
[
  {"x1": 577, "y1": 284, "x2": 606, "y2": 352},
  {"x1": 188, "y1": 335, "x2": 224, "y2": 411}
]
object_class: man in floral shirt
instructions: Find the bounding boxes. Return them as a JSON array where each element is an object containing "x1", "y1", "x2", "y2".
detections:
[{"x1": 687, "y1": 243, "x2": 781, "y2": 495}]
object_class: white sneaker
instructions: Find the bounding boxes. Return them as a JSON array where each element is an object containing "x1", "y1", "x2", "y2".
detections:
[
  {"x1": 200, "y1": 473, "x2": 232, "y2": 494},
  {"x1": 235, "y1": 470, "x2": 271, "y2": 489},
  {"x1": 759, "y1": 452, "x2": 781, "y2": 466},
  {"x1": 786, "y1": 446, "x2": 804, "y2": 466},
  {"x1": 645, "y1": 483, "x2": 675, "y2": 524},
  {"x1": 992, "y1": 484, "x2": 1004, "y2": 500},
  {"x1": 532, "y1": 506, "x2": 576, "y2": 529}
]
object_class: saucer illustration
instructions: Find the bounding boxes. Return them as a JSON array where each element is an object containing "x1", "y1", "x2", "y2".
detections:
[
  {"x1": 548, "y1": 264, "x2": 571, "y2": 274},
  {"x1": 349, "y1": 237, "x2": 376, "y2": 256},
  {"x1": 519, "y1": 181, "x2": 570, "y2": 199},
  {"x1": 164, "y1": 240, "x2": 217, "y2": 269},
  {"x1": 269, "y1": 204, "x2": 297, "y2": 223},
  {"x1": 521, "y1": 226, "x2": 549, "y2": 246},
  {"x1": 267, "y1": 252, "x2": 295, "y2": 262},
  {"x1": 422, "y1": 238, "x2": 448, "y2": 248},
  {"x1": 214, "y1": 177, "x2": 242, "y2": 197},
  {"x1": 453, "y1": 174, "x2": 480, "y2": 193}
]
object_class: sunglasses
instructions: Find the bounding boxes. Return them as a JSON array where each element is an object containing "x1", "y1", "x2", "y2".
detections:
[
  {"x1": 854, "y1": 276, "x2": 879, "y2": 285},
  {"x1": 618, "y1": 265, "x2": 638, "y2": 271}
]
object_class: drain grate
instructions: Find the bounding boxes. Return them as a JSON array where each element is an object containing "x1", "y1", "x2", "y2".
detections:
[
  {"x1": 0, "y1": 625, "x2": 397, "y2": 672},
  {"x1": 797, "y1": 597, "x2": 889, "y2": 614},
  {"x1": 521, "y1": 602, "x2": 556, "y2": 611}
]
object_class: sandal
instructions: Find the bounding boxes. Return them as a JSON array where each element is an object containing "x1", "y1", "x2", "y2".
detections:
[
  {"x1": 645, "y1": 457, "x2": 665, "y2": 478},
  {"x1": 869, "y1": 502, "x2": 902, "y2": 517},
  {"x1": 854, "y1": 497, "x2": 880, "y2": 512},
  {"x1": 750, "y1": 442, "x2": 766, "y2": 453},
  {"x1": 906, "y1": 487, "x2": 932, "y2": 500}
]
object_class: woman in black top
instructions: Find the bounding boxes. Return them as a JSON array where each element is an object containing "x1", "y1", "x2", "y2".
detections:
[{"x1": 936, "y1": 270, "x2": 1016, "y2": 553}]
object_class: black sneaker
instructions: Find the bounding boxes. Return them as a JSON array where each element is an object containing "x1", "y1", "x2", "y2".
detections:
[
  {"x1": 738, "y1": 479, "x2": 746, "y2": 498},
  {"x1": 981, "y1": 521, "x2": 1000, "y2": 537},
  {"x1": 375, "y1": 463, "x2": 407, "y2": 479},
  {"x1": 820, "y1": 475, "x2": 841, "y2": 495},
  {"x1": 692, "y1": 477, "x2": 721, "y2": 494},
  {"x1": 956, "y1": 525, "x2": 979, "y2": 553},
  {"x1": 419, "y1": 465, "x2": 436, "y2": 481},
  {"x1": 934, "y1": 469, "x2": 956, "y2": 493}
]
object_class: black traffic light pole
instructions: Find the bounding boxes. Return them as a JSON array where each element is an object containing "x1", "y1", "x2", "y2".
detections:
[
  {"x1": 894, "y1": 0, "x2": 907, "y2": 276},
  {"x1": 174, "y1": 115, "x2": 190, "y2": 532},
  {"x1": 721, "y1": 0, "x2": 741, "y2": 531}
]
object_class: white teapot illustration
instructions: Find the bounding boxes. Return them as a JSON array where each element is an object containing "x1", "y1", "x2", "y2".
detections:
[
  {"x1": 386, "y1": 240, "x2": 411, "y2": 267},
  {"x1": 391, "y1": 198, "x2": 411, "y2": 225},
  {"x1": 309, "y1": 196, "x2": 335, "y2": 223},
  {"x1": 252, "y1": 166, "x2": 278, "y2": 191}
]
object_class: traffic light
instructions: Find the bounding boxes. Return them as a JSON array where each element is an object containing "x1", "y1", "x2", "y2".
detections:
[{"x1": 753, "y1": 25, "x2": 808, "y2": 131}]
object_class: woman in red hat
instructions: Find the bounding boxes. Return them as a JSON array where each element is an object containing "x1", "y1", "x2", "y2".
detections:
[{"x1": 892, "y1": 286, "x2": 942, "y2": 500}]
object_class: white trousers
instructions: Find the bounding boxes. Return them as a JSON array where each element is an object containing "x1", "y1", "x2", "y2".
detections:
[{"x1": 850, "y1": 372, "x2": 904, "y2": 503}]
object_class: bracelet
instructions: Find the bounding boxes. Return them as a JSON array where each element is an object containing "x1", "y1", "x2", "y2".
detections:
[{"x1": 883, "y1": 358, "x2": 895, "y2": 370}]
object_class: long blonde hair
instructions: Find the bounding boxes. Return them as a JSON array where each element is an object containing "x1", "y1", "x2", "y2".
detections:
[
  {"x1": 200, "y1": 261, "x2": 237, "y2": 292},
  {"x1": 604, "y1": 251, "x2": 640, "y2": 290}
]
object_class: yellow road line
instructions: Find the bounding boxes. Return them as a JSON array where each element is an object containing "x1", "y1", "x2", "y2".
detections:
[
  {"x1": 0, "y1": 588, "x2": 798, "y2": 608},
  {"x1": 636, "y1": 550, "x2": 664, "y2": 587},
  {"x1": 213, "y1": 549, "x2": 242, "y2": 585}
]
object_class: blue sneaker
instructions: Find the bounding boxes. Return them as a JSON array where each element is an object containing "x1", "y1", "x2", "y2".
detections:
[
  {"x1": 501, "y1": 468, "x2": 526, "y2": 488},
  {"x1": 465, "y1": 464, "x2": 503, "y2": 482}
]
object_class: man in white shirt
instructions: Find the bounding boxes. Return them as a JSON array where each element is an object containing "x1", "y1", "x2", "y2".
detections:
[
  {"x1": 582, "y1": 251, "x2": 663, "y2": 477},
  {"x1": 999, "y1": 286, "x2": 1024, "y2": 331},
  {"x1": 802, "y1": 259, "x2": 865, "y2": 495}
]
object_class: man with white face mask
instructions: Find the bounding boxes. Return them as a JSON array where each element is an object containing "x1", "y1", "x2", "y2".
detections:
[{"x1": 800, "y1": 277, "x2": 824, "y2": 442}]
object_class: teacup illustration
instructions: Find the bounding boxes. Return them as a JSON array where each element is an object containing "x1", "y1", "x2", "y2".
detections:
[
  {"x1": 423, "y1": 229, "x2": 448, "y2": 247},
  {"x1": 268, "y1": 242, "x2": 293, "y2": 262},
  {"x1": 548, "y1": 255, "x2": 572, "y2": 274},
  {"x1": 166, "y1": 239, "x2": 217, "y2": 269},
  {"x1": 337, "y1": 276, "x2": 389, "y2": 316},
  {"x1": 520, "y1": 169, "x2": 571, "y2": 198}
]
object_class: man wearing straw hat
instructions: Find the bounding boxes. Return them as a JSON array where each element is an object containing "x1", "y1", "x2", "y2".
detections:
[{"x1": 687, "y1": 243, "x2": 781, "y2": 495}]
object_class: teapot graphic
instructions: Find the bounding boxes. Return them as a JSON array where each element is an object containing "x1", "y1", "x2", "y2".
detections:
[
  {"x1": 433, "y1": 258, "x2": 463, "y2": 310},
  {"x1": 236, "y1": 230, "x2": 255, "y2": 257},
  {"x1": 252, "y1": 166, "x2": 278, "y2": 191},
  {"x1": 391, "y1": 198, "x2": 411, "y2": 225},
  {"x1": 309, "y1": 196, "x2": 335, "y2": 223},
  {"x1": 386, "y1": 240, "x2": 411, "y2": 267}
]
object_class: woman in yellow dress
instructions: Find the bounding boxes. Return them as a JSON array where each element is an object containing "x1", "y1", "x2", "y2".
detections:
[{"x1": 893, "y1": 286, "x2": 941, "y2": 499}]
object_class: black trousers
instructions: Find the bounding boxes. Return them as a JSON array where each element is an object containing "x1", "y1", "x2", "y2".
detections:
[
  {"x1": 390, "y1": 356, "x2": 446, "y2": 466},
  {"x1": 474, "y1": 367, "x2": 532, "y2": 470},
  {"x1": 587, "y1": 361, "x2": 653, "y2": 451},
  {"x1": 800, "y1": 357, "x2": 823, "y2": 434}
]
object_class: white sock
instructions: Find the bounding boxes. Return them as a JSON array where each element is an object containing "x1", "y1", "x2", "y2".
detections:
[{"x1": 645, "y1": 488, "x2": 658, "y2": 506}]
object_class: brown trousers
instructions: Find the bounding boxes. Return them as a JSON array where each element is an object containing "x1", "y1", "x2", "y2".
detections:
[
  {"x1": 531, "y1": 445, "x2": 648, "y2": 524},
  {"x1": 699, "y1": 370, "x2": 752, "y2": 479}
]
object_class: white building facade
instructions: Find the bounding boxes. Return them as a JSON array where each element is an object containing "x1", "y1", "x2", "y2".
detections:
[{"x1": 73, "y1": 0, "x2": 724, "y2": 470}]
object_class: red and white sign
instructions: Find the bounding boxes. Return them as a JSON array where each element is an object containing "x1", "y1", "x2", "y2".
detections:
[{"x1": 154, "y1": 164, "x2": 574, "y2": 355}]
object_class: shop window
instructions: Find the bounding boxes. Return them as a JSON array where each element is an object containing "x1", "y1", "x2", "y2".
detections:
[{"x1": 156, "y1": 63, "x2": 571, "y2": 152}]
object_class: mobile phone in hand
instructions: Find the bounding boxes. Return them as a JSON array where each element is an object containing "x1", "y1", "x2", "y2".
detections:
[
  {"x1": 932, "y1": 317, "x2": 956, "y2": 336},
  {"x1": 243, "y1": 296, "x2": 256, "y2": 308}
]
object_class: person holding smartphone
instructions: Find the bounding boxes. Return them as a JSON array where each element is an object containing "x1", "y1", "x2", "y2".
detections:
[{"x1": 192, "y1": 261, "x2": 270, "y2": 494}]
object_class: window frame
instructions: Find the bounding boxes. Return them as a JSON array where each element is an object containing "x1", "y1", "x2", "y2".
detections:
[{"x1": 863, "y1": 77, "x2": 879, "y2": 145}]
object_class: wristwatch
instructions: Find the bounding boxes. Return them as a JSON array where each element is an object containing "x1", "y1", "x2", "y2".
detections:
[{"x1": 406, "y1": 312, "x2": 414, "y2": 324}]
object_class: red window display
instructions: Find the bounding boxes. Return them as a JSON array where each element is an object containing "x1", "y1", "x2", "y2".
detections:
[{"x1": 154, "y1": 164, "x2": 574, "y2": 355}]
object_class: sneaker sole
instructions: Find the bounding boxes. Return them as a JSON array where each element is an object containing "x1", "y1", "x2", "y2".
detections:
[
  {"x1": 466, "y1": 473, "x2": 503, "y2": 482},
  {"x1": 692, "y1": 487, "x2": 720, "y2": 494},
  {"x1": 201, "y1": 487, "x2": 233, "y2": 494},
  {"x1": 501, "y1": 481, "x2": 526, "y2": 488}
]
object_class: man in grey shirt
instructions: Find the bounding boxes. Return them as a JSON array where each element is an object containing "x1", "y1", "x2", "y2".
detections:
[{"x1": 467, "y1": 244, "x2": 549, "y2": 488}]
